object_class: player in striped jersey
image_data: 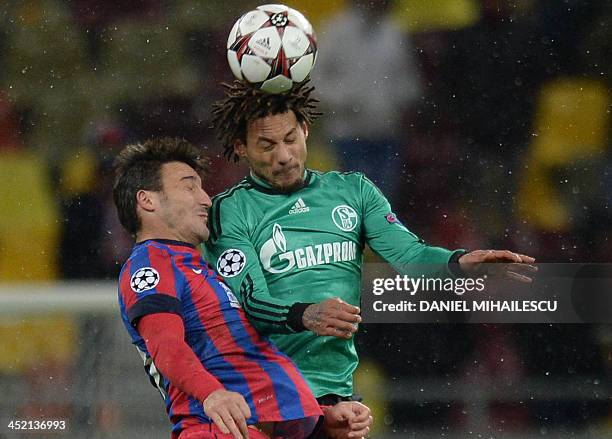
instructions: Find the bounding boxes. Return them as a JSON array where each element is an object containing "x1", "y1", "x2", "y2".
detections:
[{"x1": 113, "y1": 138, "x2": 372, "y2": 439}]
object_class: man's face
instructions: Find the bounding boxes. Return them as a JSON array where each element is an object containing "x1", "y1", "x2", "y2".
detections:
[
  {"x1": 156, "y1": 161, "x2": 212, "y2": 245},
  {"x1": 236, "y1": 110, "x2": 308, "y2": 193}
]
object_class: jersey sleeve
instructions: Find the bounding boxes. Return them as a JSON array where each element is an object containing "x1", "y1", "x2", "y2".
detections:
[
  {"x1": 359, "y1": 174, "x2": 465, "y2": 276},
  {"x1": 119, "y1": 245, "x2": 183, "y2": 327},
  {"x1": 204, "y1": 196, "x2": 303, "y2": 335}
]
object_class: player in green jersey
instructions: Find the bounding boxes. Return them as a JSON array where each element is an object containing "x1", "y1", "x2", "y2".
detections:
[{"x1": 204, "y1": 81, "x2": 536, "y2": 402}]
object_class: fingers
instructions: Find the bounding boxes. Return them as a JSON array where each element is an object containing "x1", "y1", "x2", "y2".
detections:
[
  {"x1": 350, "y1": 415, "x2": 373, "y2": 431},
  {"x1": 344, "y1": 402, "x2": 373, "y2": 437},
  {"x1": 515, "y1": 253, "x2": 536, "y2": 263},
  {"x1": 348, "y1": 423, "x2": 370, "y2": 438},
  {"x1": 237, "y1": 397, "x2": 252, "y2": 421},
  {"x1": 229, "y1": 403, "x2": 250, "y2": 439},
  {"x1": 212, "y1": 405, "x2": 248, "y2": 439},
  {"x1": 220, "y1": 408, "x2": 246, "y2": 439},
  {"x1": 305, "y1": 298, "x2": 361, "y2": 337},
  {"x1": 210, "y1": 412, "x2": 231, "y2": 436},
  {"x1": 338, "y1": 310, "x2": 362, "y2": 324},
  {"x1": 337, "y1": 300, "x2": 361, "y2": 316},
  {"x1": 329, "y1": 318, "x2": 359, "y2": 333},
  {"x1": 321, "y1": 319, "x2": 358, "y2": 339},
  {"x1": 203, "y1": 391, "x2": 250, "y2": 439},
  {"x1": 503, "y1": 261, "x2": 538, "y2": 283},
  {"x1": 318, "y1": 326, "x2": 354, "y2": 339},
  {"x1": 506, "y1": 270, "x2": 533, "y2": 283},
  {"x1": 480, "y1": 250, "x2": 520, "y2": 263},
  {"x1": 349, "y1": 402, "x2": 371, "y2": 423}
]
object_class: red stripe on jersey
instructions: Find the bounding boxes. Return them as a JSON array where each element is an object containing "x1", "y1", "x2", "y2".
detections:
[
  {"x1": 241, "y1": 322, "x2": 321, "y2": 417},
  {"x1": 120, "y1": 260, "x2": 139, "y2": 310},
  {"x1": 188, "y1": 278, "x2": 283, "y2": 421},
  {"x1": 168, "y1": 385, "x2": 194, "y2": 424},
  {"x1": 147, "y1": 246, "x2": 179, "y2": 299}
]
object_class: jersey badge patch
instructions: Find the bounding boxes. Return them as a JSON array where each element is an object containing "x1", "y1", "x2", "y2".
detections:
[
  {"x1": 332, "y1": 205, "x2": 358, "y2": 231},
  {"x1": 217, "y1": 248, "x2": 247, "y2": 278},
  {"x1": 219, "y1": 281, "x2": 241, "y2": 308},
  {"x1": 386, "y1": 213, "x2": 399, "y2": 223},
  {"x1": 130, "y1": 267, "x2": 160, "y2": 293}
]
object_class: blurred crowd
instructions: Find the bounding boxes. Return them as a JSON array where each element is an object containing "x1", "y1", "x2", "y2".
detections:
[{"x1": 0, "y1": 0, "x2": 610, "y2": 436}]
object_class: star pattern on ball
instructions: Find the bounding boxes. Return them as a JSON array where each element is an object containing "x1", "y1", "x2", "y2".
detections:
[
  {"x1": 217, "y1": 249, "x2": 247, "y2": 278},
  {"x1": 130, "y1": 267, "x2": 160, "y2": 293}
]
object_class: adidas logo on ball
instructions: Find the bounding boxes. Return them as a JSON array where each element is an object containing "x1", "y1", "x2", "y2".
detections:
[{"x1": 254, "y1": 36, "x2": 271, "y2": 51}]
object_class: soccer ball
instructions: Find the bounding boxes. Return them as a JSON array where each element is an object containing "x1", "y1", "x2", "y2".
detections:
[{"x1": 226, "y1": 4, "x2": 317, "y2": 94}]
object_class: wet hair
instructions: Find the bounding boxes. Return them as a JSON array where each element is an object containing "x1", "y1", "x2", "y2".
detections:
[
  {"x1": 211, "y1": 80, "x2": 321, "y2": 162},
  {"x1": 112, "y1": 137, "x2": 207, "y2": 236}
]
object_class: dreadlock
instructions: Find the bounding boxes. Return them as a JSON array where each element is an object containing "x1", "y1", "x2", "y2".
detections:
[{"x1": 211, "y1": 80, "x2": 321, "y2": 162}]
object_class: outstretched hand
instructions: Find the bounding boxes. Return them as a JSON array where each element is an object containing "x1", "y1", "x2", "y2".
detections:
[
  {"x1": 458, "y1": 250, "x2": 537, "y2": 282},
  {"x1": 303, "y1": 297, "x2": 361, "y2": 339},
  {"x1": 322, "y1": 401, "x2": 372, "y2": 439}
]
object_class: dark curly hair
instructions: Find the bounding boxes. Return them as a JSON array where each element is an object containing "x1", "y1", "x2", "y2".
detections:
[
  {"x1": 211, "y1": 80, "x2": 321, "y2": 162},
  {"x1": 112, "y1": 137, "x2": 208, "y2": 236}
]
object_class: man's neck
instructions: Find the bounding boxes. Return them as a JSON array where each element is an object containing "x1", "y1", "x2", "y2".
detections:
[{"x1": 136, "y1": 229, "x2": 198, "y2": 247}]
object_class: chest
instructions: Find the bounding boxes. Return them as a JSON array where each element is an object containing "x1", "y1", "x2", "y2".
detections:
[
  {"x1": 242, "y1": 193, "x2": 364, "y2": 275},
  {"x1": 176, "y1": 256, "x2": 241, "y2": 324},
  {"x1": 248, "y1": 193, "x2": 362, "y2": 247}
]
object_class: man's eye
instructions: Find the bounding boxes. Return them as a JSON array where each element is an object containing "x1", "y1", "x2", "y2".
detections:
[{"x1": 285, "y1": 138, "x2": 296, "y2": 144}]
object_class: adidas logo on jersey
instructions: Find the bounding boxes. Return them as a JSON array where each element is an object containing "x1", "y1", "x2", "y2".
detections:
[{"x1": 289, "y1": 198, "x2": 310, "y2": 215}]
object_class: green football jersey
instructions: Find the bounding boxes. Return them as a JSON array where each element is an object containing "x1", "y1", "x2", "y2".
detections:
[{"x1": 204, "y1": 169, "x2": 462, "y2": 397}]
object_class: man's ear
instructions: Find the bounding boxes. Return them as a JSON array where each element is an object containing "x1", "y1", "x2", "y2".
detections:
[
  {"x1": 136, "y1": 189, "x2": 157, "y2": 213},
  {"x1": 234, "y1": 139, "x2": 247, "y2": 160},
  {"x1": 301, "y1": 121, "x2": 309, "y2": 140}
]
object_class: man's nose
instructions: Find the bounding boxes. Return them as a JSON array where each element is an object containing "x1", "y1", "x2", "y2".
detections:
[
  {"x1": 199, "y1": 187, "x2": 212, "y2": 207},
  {"x1": 275, "y1": 143, "x2": 293, "y2": 165}
]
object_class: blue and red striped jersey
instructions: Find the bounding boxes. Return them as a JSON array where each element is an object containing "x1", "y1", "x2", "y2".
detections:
[{"x1": 117, "y1": 239, "x2": 322, "y2": 438}]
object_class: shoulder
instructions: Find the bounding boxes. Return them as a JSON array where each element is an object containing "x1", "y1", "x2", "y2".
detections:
[
  {"x1": 211, "y1": 178, "x2": 253, "y2": 207},
  {"x1": 122, "y1": 242, "x2": 179, "y2": 282},
  {"x1": 310, "y1": 170, "x2": 372, "y2": 195},
  {"x1": 209, "y1": 179, "x2": 254, "y2": 241},
  {"x1": 310, "y1": 169, "x2": 366, "y2": 185}
]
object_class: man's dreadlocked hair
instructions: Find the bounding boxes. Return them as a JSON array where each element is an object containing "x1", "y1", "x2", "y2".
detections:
[{"x1": 211, "y1": 80, "x2": 321, "y2": 162}]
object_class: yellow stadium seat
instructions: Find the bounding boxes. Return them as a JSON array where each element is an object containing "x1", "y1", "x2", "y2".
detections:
[
  {"x1": 393, "y1": 0, "x2": 481, "y2": 33},
  {"x1": 306, "y1": 140, "x2": 341, "y2": 172},
  {"x1": 517, "y1": 79, "x2": 610, "y2": 231},
  {"x1": 59, "y1": 148, "x2": 98, "y2": 196},
  {"x1": 0, "y1": 148, "x2": 76, "y2": 375},
  {"x1": 284, "y1": 0, "x2": 347, "y2": 28},
  {"x1": 0, "y1": 314, "x2": 77, "y2": 374},
  {"x1": 531, "y1": 79, "x2": 609, "y2": 165},
  {"x1": 354, "y1": 359, "x2": 389, "y2": 435},
  {"x1": 0, "y1": 150, "x2": 60, "y2": 280}
]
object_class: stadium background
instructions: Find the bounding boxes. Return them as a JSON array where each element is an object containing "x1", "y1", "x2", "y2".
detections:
[{"x1": 0, "y1": 0, "x2": 610, "y2": 437}]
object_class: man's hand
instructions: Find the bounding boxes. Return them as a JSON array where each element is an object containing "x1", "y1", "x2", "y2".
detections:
[
  {"x1": 322, "y1": 401, "x2": 372, "y2": 439},
  {"x1": 303, "y1": 298, "x2": 361, "y2": 339},
  {"x1": 202, "y1": 389, "x2": 251, "y2": 439},
  {"x1": 458, "y1": 250, "x2": 537, "y2": 282}
]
